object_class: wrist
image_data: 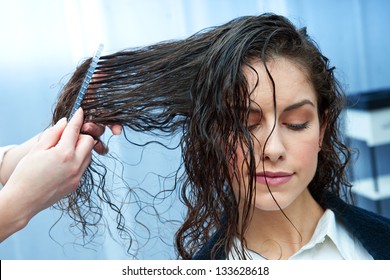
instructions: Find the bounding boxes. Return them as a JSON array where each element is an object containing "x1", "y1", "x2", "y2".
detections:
[{"x1": 0, "y1": 185, "x2": 31, "y2": 242}]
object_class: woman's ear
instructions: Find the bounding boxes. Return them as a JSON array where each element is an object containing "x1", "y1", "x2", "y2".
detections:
[{"x1": 318, "y1": 111, "x2": 328, "y2": 150}]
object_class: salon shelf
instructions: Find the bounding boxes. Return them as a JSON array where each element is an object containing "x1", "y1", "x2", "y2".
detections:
[
  {"x1": 352, "y1": 175, "x2": 390, "y2": 200},
  {"x1": 345, "y1": 107, "x2": 390, "y2": 147}
]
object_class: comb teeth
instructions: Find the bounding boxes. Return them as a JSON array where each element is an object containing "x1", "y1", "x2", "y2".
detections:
[{"x1": 69, "y1": 44, "x2": 104, "y2": 120}]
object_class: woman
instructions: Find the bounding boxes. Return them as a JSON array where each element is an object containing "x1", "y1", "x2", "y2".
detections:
[{"x1": 52, "y1": 13, "x2": 390, "y2": 259}]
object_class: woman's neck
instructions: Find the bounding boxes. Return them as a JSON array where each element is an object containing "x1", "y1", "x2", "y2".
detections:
[{"x1": 240, "y1": 189, "x2": 324, "y2": 259}]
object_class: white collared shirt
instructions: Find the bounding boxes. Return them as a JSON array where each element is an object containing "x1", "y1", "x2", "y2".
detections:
[{"x1": 229, "y1": 209, "x2": 373, "y2": 260}]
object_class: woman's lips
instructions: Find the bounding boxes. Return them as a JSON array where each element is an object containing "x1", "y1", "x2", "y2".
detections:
[{"x1": 255, "y1": 171, "x2": 293, "y2": 186}]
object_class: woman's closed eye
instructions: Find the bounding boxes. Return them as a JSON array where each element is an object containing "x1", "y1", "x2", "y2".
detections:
[
  {"x1": 284, "y1": 121, "x2": 310, "y2": 131},
  {"x1": 248, "y1": 123, "x2": 261, "y2": 131},
  {"x1": 247, "y1": 110, "x2": 262, "y2": 131}
]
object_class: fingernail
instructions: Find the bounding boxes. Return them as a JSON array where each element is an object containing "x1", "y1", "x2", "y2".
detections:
[{"x1": 56, "y1": 117, "x2": 67, "y2": 125}]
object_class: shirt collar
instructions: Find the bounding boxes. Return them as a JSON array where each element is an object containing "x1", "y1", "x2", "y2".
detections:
[
  {"x1": 294, "y1": 209, "x2": 345, "y2": 258},
  {"x1": 229, "y1": 209, "x2": 371, "y2": 260}
]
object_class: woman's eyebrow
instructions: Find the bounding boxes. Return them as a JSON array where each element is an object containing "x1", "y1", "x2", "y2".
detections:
[
  {"x1": 245, "y1": 99, "x2": 315, "y2": 113},
  {"x1": 283, "y1": 99, "x2": 315, "y2": 112}
]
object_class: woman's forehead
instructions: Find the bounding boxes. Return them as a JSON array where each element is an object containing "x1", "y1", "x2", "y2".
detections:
[{"x1": 243, "y1": 57, "x2": 317, "y2": 109}]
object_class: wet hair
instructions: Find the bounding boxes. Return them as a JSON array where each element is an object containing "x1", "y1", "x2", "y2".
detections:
[{"x1": 52, "y1": 13, "x2": 351, "y2": 259}]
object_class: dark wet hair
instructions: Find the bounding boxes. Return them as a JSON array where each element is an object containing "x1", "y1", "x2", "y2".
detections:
[{"x1": 52, "y1": 13, "x2": 351, "y2": 259}]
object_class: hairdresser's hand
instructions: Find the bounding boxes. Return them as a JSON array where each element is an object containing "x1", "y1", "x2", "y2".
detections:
[
  {"x1": 0, "y1": 114, "x2": 118, "y2": 185},
  {"x1": 81, "y1": 122, "x2": 122, "y2": 155},
  {"x1": 0, "y1": 108, "x2": 95, "y2": 241}
]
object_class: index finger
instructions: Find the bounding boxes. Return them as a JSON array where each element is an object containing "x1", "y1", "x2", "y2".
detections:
[{"x1": 57, "y1": 108, "x2": 85, "y2": 148}]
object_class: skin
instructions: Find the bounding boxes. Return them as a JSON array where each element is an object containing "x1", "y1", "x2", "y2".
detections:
[
  {"x1": 0, "y1": 108, "x2": 121, "y2": 242},
  {"x1": 233, "y1": 57, "x2": 326, "y2": 259}
]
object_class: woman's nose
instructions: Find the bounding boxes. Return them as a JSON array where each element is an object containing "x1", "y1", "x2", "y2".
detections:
[{"x1": 260, "y1": 128, "x2": 286, "y2": 162}]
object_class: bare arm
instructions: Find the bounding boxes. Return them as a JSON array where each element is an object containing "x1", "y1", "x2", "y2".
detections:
[
  {"x1": 0, "y1": 109, "x2": 95, "y2": 242},
  {"x1": 0, "y1": 135, "x2": 40, "y2": 186}
]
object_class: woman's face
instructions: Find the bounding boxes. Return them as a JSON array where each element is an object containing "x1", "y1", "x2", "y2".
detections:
[{"x1": 232, "y1": 57, "x2": 325, "y2": 211}]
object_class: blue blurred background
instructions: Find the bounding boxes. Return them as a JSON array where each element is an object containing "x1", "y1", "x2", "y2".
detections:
[{"x1": 1, "y1": 0, "x2": 389, "y2": 259}]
